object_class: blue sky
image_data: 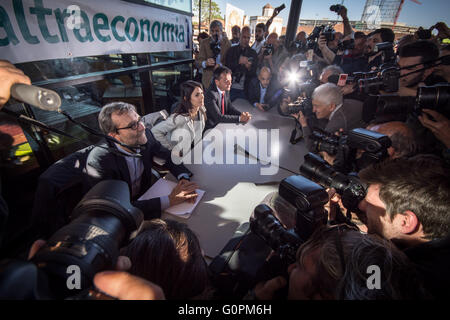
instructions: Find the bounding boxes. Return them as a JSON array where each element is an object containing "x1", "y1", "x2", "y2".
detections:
[{"x1": 216, "y1": 0, "x2": 450, "y2": 28}]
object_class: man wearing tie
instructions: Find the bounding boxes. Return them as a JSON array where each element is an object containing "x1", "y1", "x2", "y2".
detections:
[{"x1": 204, "y1": 66, "x2": 251, "y2": 129}]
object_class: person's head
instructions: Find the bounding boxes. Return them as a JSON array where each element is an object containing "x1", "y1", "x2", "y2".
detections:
[
  {"x1": 353, "y1": 32, "x2": 367, "y2": 56},
  {"x1": 366, "y1": 28, "x2": 395, "y2": 54},
  {"x1": 395, "y1": 34, "x2": 415, "y2": 52},
  {"x1": 231, "y1": 25, "x2": 241, "y2": 42},
  {"x1": 266, "y1": 32, "x2": 279, "y2": 48},
  {"x1": 240, "y1": 26, "x2": 251, "y2": 48},
  {"x1": 398, "y1": 40, "x2": 440, "y2": 89},
  {"x1": 197, "y1": 32, "x2": 209, "y2": 43},
  {"x1": 434, "y1": 44, "x2": 450, "y2": 81},
  {"x1": 295, "y1": 31, "x2": 306, "y2": 43},
  {"x1": 213, "y1": 66, "x2": 232, "y2": 91},
  {"x1": 209, "y1": 20, "x2": 223, "y2": 40},
  {"x1": 173, "y1": 80, "x2": 204, "y2": 117},
  {"x1": 319, "y1": 65, "x2": 344, "y2": 84},
  {"x1": 255, "y1": 23, "x2": 266, "y2": 42},
  {"x1": 311, "y1": 83, "x2": 343, "y2": 119},
  {"x1": 98, "y1": 102, "x2": 147, "y2": 147},
  {"x1": 288, "y1": 225, "x2": 427, "y2": 299},
  {"x1": 122, "y1": 219, "x2": 210, "y2": 299},
  {"x1": 327, "y1": 32, "x2": 343, "y2": 50},
  {"x1": 258, "y1": 66, "x2": 272, "y2": 88},
  {"x1": 358, "y1": 155, "x2": 450, "y2": 246},
  {"x1": 366, "y1": 121, "x2": 417, "y2": 159}
]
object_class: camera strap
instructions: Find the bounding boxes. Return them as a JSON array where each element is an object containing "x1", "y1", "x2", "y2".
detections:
[{"x1": 289, "y1": 117, "x2": 303, "y2": 144}]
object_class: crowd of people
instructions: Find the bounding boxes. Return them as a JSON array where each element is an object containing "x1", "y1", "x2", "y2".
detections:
[{"x1": 0, "y1": 4, "x2": 449, "y2": 301}]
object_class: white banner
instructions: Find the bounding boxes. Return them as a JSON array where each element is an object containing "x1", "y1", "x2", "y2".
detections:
[
  {"x1": 225, "y1": 3, "x2": 245, "y2": 39},
  {"x1": 0, "y1": 0, "x2": 192, "y2": 64}
]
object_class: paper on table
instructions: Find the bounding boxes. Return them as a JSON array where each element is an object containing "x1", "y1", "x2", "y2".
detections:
[{"x1": 138, "y1": 178, "x2": 205, "y2": 219}]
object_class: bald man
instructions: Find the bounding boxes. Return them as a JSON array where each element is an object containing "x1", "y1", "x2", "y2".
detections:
[
  {"x1": 367, "y1": 121, "x2": 417, "y2": 159},
  {"x1": 247, "y1": 66, "x2": 276, "y2": 111}
]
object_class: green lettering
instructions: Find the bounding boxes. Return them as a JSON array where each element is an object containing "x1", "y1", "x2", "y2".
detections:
[
  {"x1": 111, "y1": 16, "x2": 125, "y2": 42},
  {"x1": 54, "y1": 8, "x2": 69, "y2": 42},
  {"x1": 162, "y1": 23, "x2": 174, "y2": 42},
  {"x1": 0, "y1": 6, "x2": 19, "y2": 46},
  {"x1": 178, "y1": 24, "x2": 184, "y2": 43},
  {"x1": 13, "y1": 0, "x2": 39, "y2": 44},
  {"x1": 152, "y1": 21, "x2": 160, "y2": 42},
  {"x1": 140, "y1": 19, "x2": 150, "y2": 41},
  {"x1": 29, "y1": 0, "x2": 59, "y2": 43},
  {"x1": 125, "y1": 17, "x2": 138, "y2": 41},
  {"x1": 73, "y1": 10, "x2": 94, "y2": 42},
  {"x1": 93, "y1": 13, "x2": 110, "y2": 42}
]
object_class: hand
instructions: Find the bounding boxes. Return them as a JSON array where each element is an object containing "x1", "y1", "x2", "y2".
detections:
[
  {"x1": 240, "y1": 112, "x2": 251, "y2": 123},
  {"x1": 94, "y1": 271, "x2": 165, "y2": 300},
  {"x1": 418, "y1": 109, "x2": 450, "y2": 148},
  {"x1": 340, "y1": 84, "x2": 355, "y2": 95},
  {"x1": 0, "y1": 60, "x2": 31, "y2": 108},
  {"x1": 239, "y1": 56, "x2": 249, "y2": 65},
  {"x1": 263, "y1": 53, "x2": 272, "y2": 61},
  {"x1": 320, "y1": 151, "x2": 336, "y2": 166},
  {"x1": 168, "y1": 179, "x2": 199, "y2": 206},
  {"x1": 253, "y1": 276, "x2": 287, "y2": 300},
  {"x1": 255, "y1": 103, "x2": 266, "y2": 111},
  {"x1": 206, "y1": 58, "x2": 216, "y2": 67},
  {"x1": 296, "y1": 111, "x2": 308, "y2": 127},
  {"x1": 338, "y1": 6, "x2": 348, "y2": 19},
  {"x1": 318, "y1": 35, "x2": 327, "y2": 50}
]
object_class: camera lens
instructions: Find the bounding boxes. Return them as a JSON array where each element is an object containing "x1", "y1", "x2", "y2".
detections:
[{"x1": 417, "y1": 84, "x2": 450, "y2": 115}]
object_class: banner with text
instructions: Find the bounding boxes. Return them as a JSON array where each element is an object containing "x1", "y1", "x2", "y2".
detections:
[{"x1": 0, "y1": 0, "x2": 192, "y2": 64}]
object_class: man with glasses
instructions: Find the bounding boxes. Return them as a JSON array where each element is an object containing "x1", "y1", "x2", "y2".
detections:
[{"x1": 84, "y1": 102, "x2": 198, "y2": 220}]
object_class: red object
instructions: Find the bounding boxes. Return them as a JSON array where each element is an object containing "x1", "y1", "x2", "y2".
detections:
[{"x1": 221, "y1": 93, "x2": 225, "y2": 115}]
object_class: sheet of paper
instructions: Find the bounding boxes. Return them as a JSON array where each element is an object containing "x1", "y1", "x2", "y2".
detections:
[{"x1": 138, "y1": 178, "x2": 205, "y2": 219}]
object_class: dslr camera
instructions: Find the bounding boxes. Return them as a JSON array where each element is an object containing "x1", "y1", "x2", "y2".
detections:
[
  {"x1": 210, "y1": 34, "x2": 221, "y2": 59},
  {"x1": 358, "y1": 66, "x2": 400, "y2": 94},
  {"x1": 263, "y1": 43, "x2": 274, "y2": 56},
  {"x1": 329, "y1": 4, "x2": 344, "y2": 14},
  {"x1": 0, "y1": 180, "x2": 143, "y2": 299}
]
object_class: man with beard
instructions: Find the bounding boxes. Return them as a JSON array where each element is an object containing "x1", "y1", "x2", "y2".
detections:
[{"x1": 251, "y1": 23, "x2": 266, "y2": 55}]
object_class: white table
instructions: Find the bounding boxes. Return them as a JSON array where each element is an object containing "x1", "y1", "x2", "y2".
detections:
[{"x1": 162, "y1": 99, "x2": 308, "y2": 259}]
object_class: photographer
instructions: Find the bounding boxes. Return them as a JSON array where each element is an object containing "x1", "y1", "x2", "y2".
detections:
[
  {"x1": 358, "y1": 155, "x2": 450, "y2": 299},
  {"x1": 434, "y1": 44, "x2": 450, "y2": 83},
  {"x1": 251, "y1": 23, "x2": 266, "y2": 55},
  {"x1": 248, "y1": 225, "x2": 428, "y2": 300},
  {"x1": 196, "y1": 20, "x2": 231, "y2": 89},
  {"x1": 259, "y1": 33, "x2": 289, "y2": 78},
  {"x1": 225, "y1": 26, "x2": 258, "y2": 101},
  {"x1": 230, "y1": 25, "x2": 241, "y2": 46},
  {"x1": 296, "y1": 83, "x2": 366, "y2": 152}
]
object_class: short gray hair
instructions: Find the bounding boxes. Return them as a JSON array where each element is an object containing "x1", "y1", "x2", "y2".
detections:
[
  {"x1": 210, "y1": 20, "x2": 223, "y2": 31},
  {"x1": 312, "y1": 83, "x2": 343, "y2": 106},
  {"x1": 322, "y1": 65, "x2": 344, "y2": 77},
  {"x1": 98, "y1": 102, "x2": 136, "y2": 134}
]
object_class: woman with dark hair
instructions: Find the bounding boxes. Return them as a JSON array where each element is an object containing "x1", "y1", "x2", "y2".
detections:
[
  {"x1": 121, "y1": 219, "x2": 211, "y2": 300},
  {"x1": 151, "y1": 80, "x2": 206, "y2": 153}
]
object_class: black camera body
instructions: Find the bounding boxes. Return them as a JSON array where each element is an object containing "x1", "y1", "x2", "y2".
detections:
[
  {"x1": 263, "y1": 43, "x2": 274, "y2": 56},
  {"x1": 0, "y1": 180, "x2": 143, "y2": 299},
  {"x1": 377, "y1": 83, "x2": 450, "y2": 119},
  {"x1": 358, "y1": 66, "x2": 400, "y2": 94},
  {"x1": 210, "y1": 35, "x2": 221, "y2": 59},
  {"x1": 337, "y1": 38, "x2": 355, "y2": 51},
  {"x1": 329, "y1": 4, "x2": 344, "y2": 13}
]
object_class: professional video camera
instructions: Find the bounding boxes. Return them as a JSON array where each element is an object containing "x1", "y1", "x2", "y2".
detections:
[
  {"x1": 210, "y1": 34, "x2": 221, "y2": 59},
  {"x1": 0, "y1": 180, "x2": 143, "y2": 299},
  {"x1": 309, "y1": 128, "x2": 391, "y2": 174},
  {"x1": 300, "y1": 152, "x2": 367, "y2": 214},
  {"x1": 376, "y1": 83, "x2": 450, "y2": 118}
]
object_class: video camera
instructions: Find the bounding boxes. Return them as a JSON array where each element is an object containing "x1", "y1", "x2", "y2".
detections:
[
  {"x1": 210, "y1": 34, "x2": 221, "y2": 59},
  {"x1": 377, "y1": 83, "x2": 450, "y2": 119},
  {"x1": 300, "y1": 152, "x2": 367, "y2": 214},
  {"x1": 0, "y1": 180, "x2": 143, "y2": 299},
  {"x1": 308, "y1": 128, "x2": 391, "y2": 174}
]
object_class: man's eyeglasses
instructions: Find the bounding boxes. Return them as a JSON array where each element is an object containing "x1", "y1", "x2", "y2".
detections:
[{"x1": 115, "y1": 117, "x2": 144, "y2": 132}]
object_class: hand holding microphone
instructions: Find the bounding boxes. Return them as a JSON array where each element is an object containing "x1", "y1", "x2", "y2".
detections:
[{"x1": 0, "y1": 60, "x2": 32, "y2": 108}]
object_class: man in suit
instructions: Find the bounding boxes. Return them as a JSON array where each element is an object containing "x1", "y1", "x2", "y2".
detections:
[
  {"x1": 196, "y1": 20, "x2": 231, "y2": 89},
  {"x1": 225, "y1": 26, "x2": 258, "y2": 101},
  {"x1": 84, "y1": 102, "x2": 198, "y2": 220},
  {"x1": 204, "y1": 66, "x2": 251, "y2": 130},
  {"x1": 247, "y1": 66, "x2": 277, "y2": 111},
  {"x1": 296, "y1": 83, "x2": 366, "y2": 151}
]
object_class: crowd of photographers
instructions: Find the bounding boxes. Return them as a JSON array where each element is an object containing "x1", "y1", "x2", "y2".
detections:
[{"x1": 0, "y1": 3, "x2": 449, "y2": 301}]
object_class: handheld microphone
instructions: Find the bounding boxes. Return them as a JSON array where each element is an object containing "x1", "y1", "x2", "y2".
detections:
[{"x1": 11, "y1": 83, "x2": 61, "y2": 111}]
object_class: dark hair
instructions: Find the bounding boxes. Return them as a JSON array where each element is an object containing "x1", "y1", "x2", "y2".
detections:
[
  {"x1": 354, "y1": 31, "x2": 367, "y2": 40},
  {"x1": 122, "y1": 219, "x2": 210, "y2": 299},
  {"x1": 198, "y1": 32, "x2": 209, "y2": 41},
  {"x1": 232, "y1": 25, "x2": 240, "y2": 33},
  {"x1": 297, "y1": 226, "x2": 429, "y2": 299},
  {"x1": 98, "y1": 101, "x2": 136, "y2": 134},
  {"x1": 173, "y1": 80, "x2": 206, "y2": 122},
  {"x1": 213, "y1": 65, "x2": 232, "y2": 81},
  {"x1": 371, "y1": 28, "x2": 395, "y2": 43},
  {"x1": 359, "y1": 156, "x2": 450, "y2": 239},
  {"x1": 398, "y1": 40, "x2": 440, "y2": 66},
  {"x1": 256, "y1": 23, "x2": 266, "y2": 32},
  {"x1": 440, "y1": 44, "x2": 450, "y2": 51}
]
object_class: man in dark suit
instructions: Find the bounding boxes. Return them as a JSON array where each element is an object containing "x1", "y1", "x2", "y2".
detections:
[
  {"x1": 84, "y1": 102, "x2": 198, "y2": 220},
  {"x1": 204, "y1": 66, "x2": 251, "y2": 129},
  {"x1": 247, "y1": 66, "x2": 278, "y2": 111}
]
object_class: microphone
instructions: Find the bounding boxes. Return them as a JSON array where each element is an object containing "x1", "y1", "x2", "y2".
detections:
[{"x1": 11, "y1": 83, "x2": 61, "y2": 111}]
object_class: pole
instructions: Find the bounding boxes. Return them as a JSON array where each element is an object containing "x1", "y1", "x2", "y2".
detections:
[
  {"x1": 199, "y1": 0, "x2": 202, "y2": 34},
  {"x1": 285, "y1": 0, "x2": 303, "y2": 47}
]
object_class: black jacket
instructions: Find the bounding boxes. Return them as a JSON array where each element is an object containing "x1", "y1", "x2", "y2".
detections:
[
  {"x1": 83, "y1": 129, "x2": 191, "y2": 220},
  {"x1": 204, "y1": 82, "x2": 242, "y2": 129},
  {"x1": 247, "y1": 77, "x2": 279, "y2": 109},
  {"x1": 225, "y1": 45, "x2": 258, "y2": 96}
]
